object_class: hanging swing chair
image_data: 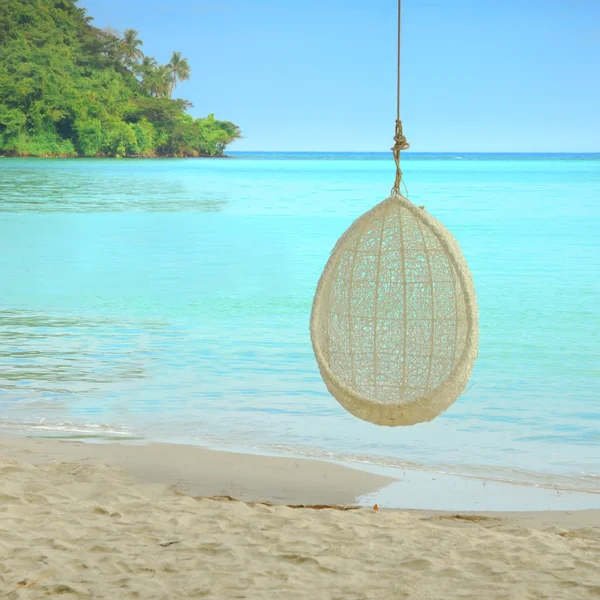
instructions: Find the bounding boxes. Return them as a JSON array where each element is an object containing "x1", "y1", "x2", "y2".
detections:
[{"x1": 310, "y1": 0, "x2": 479, "y2": 427}]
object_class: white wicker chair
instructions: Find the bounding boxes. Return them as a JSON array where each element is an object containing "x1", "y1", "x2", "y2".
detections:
[{"x1": 310, "y1": 194, "x2": 479, "y2": 426}]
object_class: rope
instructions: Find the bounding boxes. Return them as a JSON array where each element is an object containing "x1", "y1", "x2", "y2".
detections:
[
  {"x1": 391, "y1": 0, "x2": 410, "y2": 197},
  {"x1": 396, "y1": 0, "x2": 401, "y2": 124}
]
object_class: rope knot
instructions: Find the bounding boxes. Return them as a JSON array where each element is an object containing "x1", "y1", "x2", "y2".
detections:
[
  {"x1": 391, "y1": 119, "x2": 410, "y2": 153},
  {"x1": 391, "y1": 119, "x2": 409, "y2": 196}
]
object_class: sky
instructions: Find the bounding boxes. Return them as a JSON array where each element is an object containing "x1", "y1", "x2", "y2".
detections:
[{"x1": 80, "y1": 0, "x2": 600, "y2": 152}]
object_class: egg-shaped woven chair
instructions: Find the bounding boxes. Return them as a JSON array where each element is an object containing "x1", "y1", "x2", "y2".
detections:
[{"x1": 310, "y1": 193, "x2": 479, "y2": 426}]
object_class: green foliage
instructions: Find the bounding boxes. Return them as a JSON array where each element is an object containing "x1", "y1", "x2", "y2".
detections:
[
  {"x1": 0, "y1": 0, "x2": 241, "y2": 157},
  {"x1": 133, "y1": 119, "x2": 155, "y2": 156},
  {"x1": 102, "y1": 120, "x2": 139, "y2": 158},
  {"x1": 74, "y1": 118, "x2": 103, "y2": 156}
]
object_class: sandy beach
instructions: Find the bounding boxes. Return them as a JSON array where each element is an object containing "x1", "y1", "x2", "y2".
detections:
[{"x1": 0, "y1": 435, "x2": 599, "y2": 599}]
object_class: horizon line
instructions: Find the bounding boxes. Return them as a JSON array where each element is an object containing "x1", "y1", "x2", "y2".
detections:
[{"x1": 228, "y1": 150, "x2": 600, "y2": 155}]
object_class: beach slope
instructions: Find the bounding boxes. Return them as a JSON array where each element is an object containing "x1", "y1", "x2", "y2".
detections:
[{"x1": 1, "y1": 435, "x2": 599, "y2": 599}]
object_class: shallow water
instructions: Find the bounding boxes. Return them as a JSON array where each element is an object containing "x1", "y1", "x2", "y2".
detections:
[{"x1": 0, "y1": 153, "x2": 599, "y2": 493}]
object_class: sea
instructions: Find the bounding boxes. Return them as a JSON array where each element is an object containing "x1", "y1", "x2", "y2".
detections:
[{"x1": 0, "y1": 152, "x2": 599, "y2": 497}]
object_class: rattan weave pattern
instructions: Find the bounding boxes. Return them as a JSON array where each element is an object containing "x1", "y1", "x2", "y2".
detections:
[{"x1": 310, "y1": 194, "x2": 479, "y2": 426}]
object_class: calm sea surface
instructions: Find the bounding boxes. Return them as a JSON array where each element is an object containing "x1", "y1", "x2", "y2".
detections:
[{"x1": 1, "y1": 153, "x2": 599, "y2": 492}]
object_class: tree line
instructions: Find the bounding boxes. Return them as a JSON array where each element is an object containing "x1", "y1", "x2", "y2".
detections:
[{"x1": 0, "y1": 0, "x2": 241, "y2": 157}]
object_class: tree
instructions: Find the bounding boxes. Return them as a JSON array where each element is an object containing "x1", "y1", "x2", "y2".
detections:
[
  {"x1": 121, "y1": 28, "x2": 143, "y2": 67},
  {"x1": 142, "y1": 64, "x2": 172, "y2": 98},
  {"x1": 137, "y1": 55, "x2": 156, "y2": 78},
  {"x1": 168, "y1": 51, "x2": 190, "y2": 98},
  {"x1": 138, "y1": 56, "x2": 157, "y2": 93},
  {"x1": 0, "y1": 0, "x2": 241, "y2": 158}
]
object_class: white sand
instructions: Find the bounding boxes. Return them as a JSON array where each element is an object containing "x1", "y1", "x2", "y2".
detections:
[{"x1": 1, "y1": 435, "x2": 599, "y2": 599}]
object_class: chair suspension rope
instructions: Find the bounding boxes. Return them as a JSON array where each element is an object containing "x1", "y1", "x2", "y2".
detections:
[{"x1": 391, "y1": 0, "x2": 410, "y2": 197}]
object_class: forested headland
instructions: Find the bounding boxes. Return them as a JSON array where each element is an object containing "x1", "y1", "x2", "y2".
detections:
[{"x1": 0, "y1": 0, "x2": 241, "y2": 157}]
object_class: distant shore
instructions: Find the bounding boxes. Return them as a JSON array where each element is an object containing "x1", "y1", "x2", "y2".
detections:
[{"x1": 0, "y1": 153, "x2": 234, "y2": 159}]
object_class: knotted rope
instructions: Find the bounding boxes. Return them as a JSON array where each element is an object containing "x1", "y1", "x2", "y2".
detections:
[
  {"x1": 391, "y1": 0, "x2": 410, "y2": 197},
  {"x1": 391, "y1": 119, "x2": 410, "y2": 196}
]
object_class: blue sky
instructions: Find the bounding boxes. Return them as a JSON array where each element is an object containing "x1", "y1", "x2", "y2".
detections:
[{"x1": 81, "y1": 0, "x2": 600, "y2": 152}]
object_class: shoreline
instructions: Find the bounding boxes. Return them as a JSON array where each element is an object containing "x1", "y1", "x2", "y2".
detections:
[
  {"x1": 0, "y1": 433, "x2": 392, "y2": 508},
  {"x1": 3, "y1": 152, "x2": 600, "y2": 159},
  {"x1": 0, "y1": 154, "x2": 234, "y2": 159},
  {"x1": 2, "y1": 418, "x2": 598, "y2": 505},
  {"x1": 2, "y1": 432, "x2": 599, "y2": 517}
]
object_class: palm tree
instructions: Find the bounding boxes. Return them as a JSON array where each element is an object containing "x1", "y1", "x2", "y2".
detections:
[
  {"x1": 143, "y1": 64, "x2": 172, "y2": 98},
  {"x1": 122, "y1": 29, "x2": 144, "y2": 67},
  {"x1": 167, "y1": 51, "x2": 191, "y2": 97},
  {"x1": 137, "y1": 55, "x2": 157, "y2": 82}
]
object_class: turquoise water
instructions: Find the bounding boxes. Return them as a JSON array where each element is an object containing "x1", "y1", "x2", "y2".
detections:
[{"x1": 1, "y1": 153, "x2": 599, "y2": 492}]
